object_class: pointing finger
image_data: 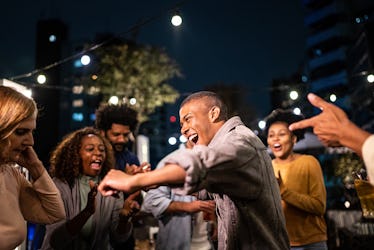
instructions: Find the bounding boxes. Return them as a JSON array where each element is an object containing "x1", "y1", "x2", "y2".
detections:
[
  {"x1": 289, "y1": 116, "x2": 316, "y2": 131},
  {"x1": 307, "y1": 93, "x2": 329, "y2": 111}
]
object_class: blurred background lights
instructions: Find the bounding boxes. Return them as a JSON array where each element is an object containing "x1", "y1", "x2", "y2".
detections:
[
  {"x1": 80, "y1": 55, "x2": 91, "y2": 65},
  {"x1": 72, "y1": 99, "x2": 84, "y2": 107},
  {"x1": 289, "y1": 90, "x2": 299, "y2": 100},
  {"x1": 258, "y1": 120, "x2": 266, "y2": 130},
  {"x1": 108, "y1": 95, "x2": 119, "y2": 105},
  {"x1": 367, "y1": 74, "x2": 374, "y2": 83},
  {"x1": 168, "y1": 136, "x2": 177, "y2": 145},
  {"x1": 293, "y1": 107, "x2": 301, "y2": 115},
  {"x1": 179, "y1": 135, "x2": 187, "y2": 143},
  {"x1": 329, "y1": 94, "x2": 337, "y2": 102},
  {"x1": 49, "y1": 34, "x2": 56, "y2": 42},
  {"x1": 301, "y1": 75, "x2": 308, "y2": 83},
  {"x1": 344, "y1": 200, "x2": 350, "y2": 208},
  {"x1": 129, "y1": 97, "x2": 137, "y2": 105},
  {"x1": 72, "y1": 112, "x2": 84, "y2": 122},
  {"x1": 171, "y1": 12, "x2": 182, "y2": 26},
  {"x1": 37, "y1": 74, "x2": 46, "y2": 84},
  {"x1": 72, "y1": 85, "x2": 84, "y2": 94},
  {"x1": 169, "y1": 115, "x2": 177, "y2": 123},
  {"x1": 74, "y1": 59, "x2": 83, "y2": 68}
]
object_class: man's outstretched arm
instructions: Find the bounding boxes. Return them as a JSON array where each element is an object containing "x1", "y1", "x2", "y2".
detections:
[{"x1": 98, "y1": 164, "x2": 186, "y2": 196}]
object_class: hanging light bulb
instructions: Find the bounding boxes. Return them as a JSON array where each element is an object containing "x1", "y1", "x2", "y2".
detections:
[
  {"x1": 367, "y1": 74, "x2": 374, "y2": 83},
  {"x1": 171, "y1": 11, "x2": 182, "y2": 26},
  {"x1": 37, "y1": 74, "x2": 47, "y2": 84}
]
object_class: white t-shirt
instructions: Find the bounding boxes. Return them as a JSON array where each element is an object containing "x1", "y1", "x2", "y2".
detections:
[
  {"x1": 363, "y1": 135, "x2": 374, "y2": 185},
  {"x1": 190, "y1": 211, "x2": 211, "y2": 250}
]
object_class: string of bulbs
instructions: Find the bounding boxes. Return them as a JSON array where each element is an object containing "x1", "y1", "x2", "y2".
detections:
[{"x1": 8, "y1": 0, "x2": 190, "y2": 81}]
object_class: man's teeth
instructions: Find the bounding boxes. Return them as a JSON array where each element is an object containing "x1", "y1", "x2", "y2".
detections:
[{"x1": 189, "y1": 134, "x2": 198, "y2": 143}]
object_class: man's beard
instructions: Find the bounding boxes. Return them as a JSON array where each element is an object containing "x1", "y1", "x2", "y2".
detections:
[
  {"x1": 112, "y1": 142, "x2": 131, "y2": 152},
  {"x1": 113, "y1": 143, "x2": 125, "y2": 152}
]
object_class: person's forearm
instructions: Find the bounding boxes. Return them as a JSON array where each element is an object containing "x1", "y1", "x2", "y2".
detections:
[
  {"x1": 137, "y1": 164, "x2": 186, "y2": 188},
  {"x1": 65, "y1": 209, "x2": 92, "y2": 236},
  {"x1": 116, "y1": 216, "x2": 132, "y2": 235},
  {"x1": 27, "y1": 161, "x2": 45, "y2": 180},
  {"x1": 340, "y1": 121, "x2": 371, "y2": 157},
  {"x1": 166, "y1": 201, "x2": 194, "y2": 214}
]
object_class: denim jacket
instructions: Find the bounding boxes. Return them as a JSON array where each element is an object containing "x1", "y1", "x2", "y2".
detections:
[{"x1": 163, "y1": 116, "x2": 290, "y2": 250}]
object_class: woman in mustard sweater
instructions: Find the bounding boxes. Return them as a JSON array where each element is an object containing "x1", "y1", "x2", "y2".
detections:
[{"x1": 265, "y1": 109, "x2": 327, "y2": 250}]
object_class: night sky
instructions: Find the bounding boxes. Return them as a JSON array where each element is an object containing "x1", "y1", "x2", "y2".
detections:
[{"x1": 0, "y1": 0, "x2": 306, "y2": 117}]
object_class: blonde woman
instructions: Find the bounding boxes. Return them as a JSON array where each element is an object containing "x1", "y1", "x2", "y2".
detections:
[{"x1": 0, "y1": 86, "x2": 65, "y2": 250}]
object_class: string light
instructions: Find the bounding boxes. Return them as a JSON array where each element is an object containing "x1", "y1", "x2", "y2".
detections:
[
  {"x1": 171, "y1": 11, "x2": 182, "y2": 26},
  {"x1": 8, "y1": 0, "x2": 192, "y2": 81},
  {"x1": 367, "y1": 74, "x2": 374, "y2": 83},
  {"x1": 36, "y1": 74, "x2": 47, "y2": 84}
]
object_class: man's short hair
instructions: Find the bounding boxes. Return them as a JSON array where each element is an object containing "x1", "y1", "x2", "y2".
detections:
[
  {"x1": 95, "y1": 104, "x2": 138, "y2": 132},
  {"x1": 181, "y1": 91, "x2": 228, "y2": 120}
]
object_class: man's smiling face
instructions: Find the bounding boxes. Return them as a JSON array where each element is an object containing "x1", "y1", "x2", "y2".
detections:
[{"x1": 179, "y1": 99, "x2": 215, "y2": 146}]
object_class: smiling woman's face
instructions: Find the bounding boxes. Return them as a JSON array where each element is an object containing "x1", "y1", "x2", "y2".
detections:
[
  {"x1": 79, "y1": 134, "x2": 106, "y2": 177},
  {"x1": 267, "y1": 121, "x2": 296, "y2": 160}
]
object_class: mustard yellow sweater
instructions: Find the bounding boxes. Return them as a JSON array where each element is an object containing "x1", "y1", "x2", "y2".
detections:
[{"x1": 272, "y1": 155, "x2": 327, "y2": 246}]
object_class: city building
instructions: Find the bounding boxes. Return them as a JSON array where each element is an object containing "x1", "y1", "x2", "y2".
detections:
[
  {"x1": 33, "y1": 18, "x2": 69, "y2": 165},
  {"x1": 302, "y1": 0, "x2": 374, "y2": 126}
]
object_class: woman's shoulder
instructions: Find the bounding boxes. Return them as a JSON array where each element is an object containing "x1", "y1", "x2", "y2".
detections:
[
  {"x1": 295, "y1": 154, "x2": 321, "y2": 166},
  {"x1": 1, "y1": 163, "x2": 25, "y2": 178}
]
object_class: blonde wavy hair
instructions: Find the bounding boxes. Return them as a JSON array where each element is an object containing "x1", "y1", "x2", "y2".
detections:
[{"x1": 0, "y1": 86, "x2": 36, "y2": 158}]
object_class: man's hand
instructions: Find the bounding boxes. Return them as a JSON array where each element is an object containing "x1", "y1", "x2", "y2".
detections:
[
  {"x1": 125, "y1": 162, "x2": 151, "y2": 175},
  {"x1": 289, "y1": 93, "x2": 371, "y2": 155},
  {"x1": 289, "y1": 93, "x2": 348, "y2": 147},
  {"x1": 121, "y1": 198, "x2": 141, "y2": 218},
  {"x1": 98, "y1": 169, "x2": 139, "y2": 196},
  {"x1": 188, "y1": 200, "x2": 216, "y2": 213}
]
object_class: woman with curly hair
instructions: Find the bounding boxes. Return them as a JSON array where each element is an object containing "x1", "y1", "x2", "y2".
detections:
[
  {"x1": 265, "y1": 109, "x2": 327, "y2": 250},
  {"x1": 41, "y1": 127, "x2": 139, "y2": 250},
  {"x1": 0, "y1": 86, "x2": 65, "y2": 250}
]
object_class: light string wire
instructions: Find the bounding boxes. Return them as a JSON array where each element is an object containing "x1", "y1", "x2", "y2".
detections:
[
  {"x1": 6, "y1": 0, "x2": 373, "y2": 96},
  {"x1": 9, "y1": 0, "x2": 190, "y2": 82}
]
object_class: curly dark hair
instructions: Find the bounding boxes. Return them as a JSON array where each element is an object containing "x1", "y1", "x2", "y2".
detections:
[
  {"x1": 49, "y1": 127, "x2": 115, "y2": 187},
  {"x1": 264, "y1": 108, "x2": 306, "y2": 142},
  {"x1": 95, "y1": 104, "x2": 138, "y2": 132}
]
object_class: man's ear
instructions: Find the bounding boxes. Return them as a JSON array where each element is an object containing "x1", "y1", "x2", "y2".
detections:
[
  {"x1": 99, "y1": 130, "x2": 105, "y2": 137},
  {"x1": 209, "y1": 106, "x2": 221, "y2": 122}
]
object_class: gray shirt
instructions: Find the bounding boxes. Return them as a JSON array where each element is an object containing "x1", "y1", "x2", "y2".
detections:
[
  {"x1": 163, "y1": 116, "x2": 290, "y2": 250},
  {"x1": 41, "y1": 177, "x2": 131, "y2": 250}
]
